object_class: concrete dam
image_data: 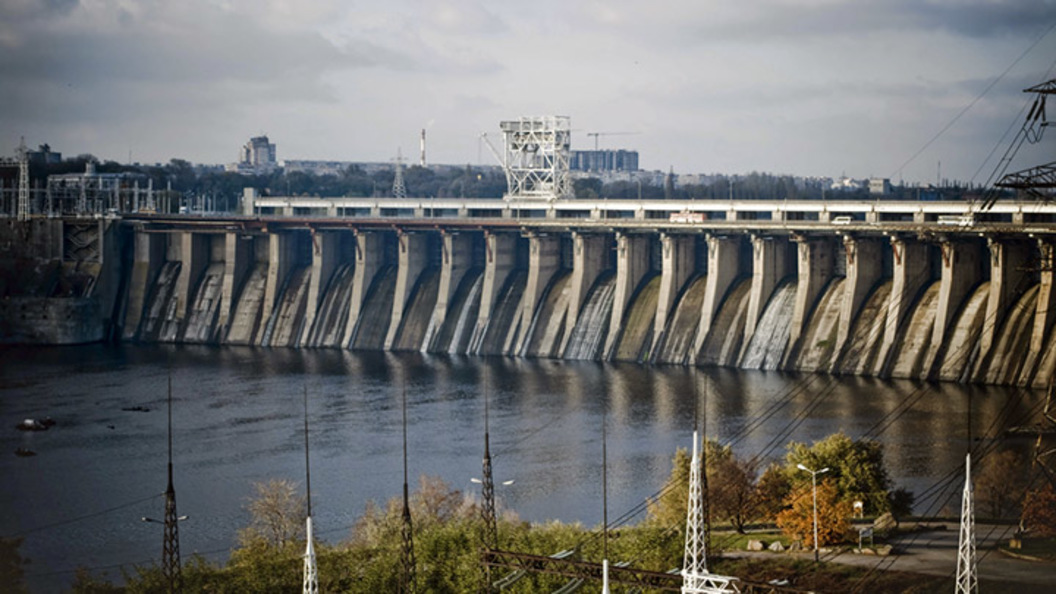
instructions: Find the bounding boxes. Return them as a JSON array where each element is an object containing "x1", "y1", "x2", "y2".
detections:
[{"x1": 4, "y1": 196, "x2": 1056, "y2": 388}]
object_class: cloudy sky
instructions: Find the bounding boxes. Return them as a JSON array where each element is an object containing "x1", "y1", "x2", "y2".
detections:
[{"x1": 2, "y1": 0, "x2": 1054, "y2": 183}]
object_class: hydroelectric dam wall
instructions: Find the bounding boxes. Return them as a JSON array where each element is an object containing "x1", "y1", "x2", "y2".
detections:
[{"x1": 4, "y1": 195, "x2": 1056, "y2": 388}]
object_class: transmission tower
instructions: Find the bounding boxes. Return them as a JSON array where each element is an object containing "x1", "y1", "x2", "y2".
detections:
[
  {"x1": 302, "y1": 388, "x2": 318, "y2": 594},
  {"x1": 393, "y1": 149, "x2": 407, "y2": 199},
  {"x1": 400, "y1": 387, "x2": 417, "y2": 593},
  {"x1": 162, "y1": 376, "x2": 183, "y2": 593},
  {"x1": 956, "y1": 453, "x2": 978, "y2": 594},
  {"x1": 682, "y1": 428, "x2": 738, "y2": 594},
  {"x1": 16, "y1": 137, "x2": 29, "y2": 221},
  {"x1": 479, "y1": 377, "x2": 498, "y2": 593}
]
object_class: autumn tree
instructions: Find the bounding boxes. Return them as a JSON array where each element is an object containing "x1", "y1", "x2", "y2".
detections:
[
  {"x1": 1020, "y1": 482, "x2": 1056, "y2": 538},
  {"x1": 975, "y1": 449, "x2": 1028, "y2": 519},
  {"x1": 754, "y1": 463, "x2": 792, "y2": 523},
  {"x1": 776, "y1": 480, "x2": 852, "y2": 548},
  {"x1": 647, "y1": 441, "x2": 758, "y2": 533},
  {"x1": 785, "y1": 432, "x2": 903, "y2": 515}
]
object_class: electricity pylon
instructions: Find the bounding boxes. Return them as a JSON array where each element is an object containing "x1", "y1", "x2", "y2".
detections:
[
  {"x1": 400, "y1": 387, "x2": 417, "y2": 593},
  {"x1": 393, "y1": 149, "x2": 407, "y2": 199},
  {"x1": 162, "y1": 376, "x2": 183, "y2": 593},
  {"x1": 302, "y1": 388, "x2": 318, "y2": 594},
  {"x1": 16, "y1": 137, "x2": 29, "y2": 221},
  {"x1": 683, "y1": 378, "x2": 737, "y2": 594},
  {"x1": 956, "y1": 453, "x2": 978, "y2": 594}
]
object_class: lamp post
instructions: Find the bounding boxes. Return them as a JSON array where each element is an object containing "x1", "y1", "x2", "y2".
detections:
[{"x1": 796, "y1": 463, "x2": 829, "y2": 562}]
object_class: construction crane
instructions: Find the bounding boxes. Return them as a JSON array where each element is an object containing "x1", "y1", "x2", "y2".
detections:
[{"x1": 585, "y1": 131, "x2": 639, "y2": 151}]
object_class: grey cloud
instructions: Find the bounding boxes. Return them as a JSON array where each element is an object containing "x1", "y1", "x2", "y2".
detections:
[{"x1": 636, "y1": 1, "x2": 1056, "y2": 45}]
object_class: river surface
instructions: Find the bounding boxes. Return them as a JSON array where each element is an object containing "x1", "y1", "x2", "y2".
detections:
[{"x1": 0, "y1": 344, "x2": 1043, "y2": 592}]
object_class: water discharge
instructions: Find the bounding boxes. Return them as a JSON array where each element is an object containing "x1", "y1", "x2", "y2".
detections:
[
  {"x1": 655, "y1": 274, "x2": 707, "y2": 365},
  {"x1": 740, "y1": 281, "x2": 797, "y2": 370},
  {"x1": 564, "y1": 274, "x2": 616, "y2": 360},
  {"x1": 182, "y1": 263, "x2": 225, "y2": 344},
  {"x1": 612, "y1": 274, "x2": 661, "y2": 363}
]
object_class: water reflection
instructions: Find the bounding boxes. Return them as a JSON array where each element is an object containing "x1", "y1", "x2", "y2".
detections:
[{"x1": 0, "y1": 344, "x2": 1044, "y2": 591}]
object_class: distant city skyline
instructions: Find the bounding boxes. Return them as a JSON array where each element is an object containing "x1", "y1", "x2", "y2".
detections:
[{"x1": 2, "y1": 1, "x2": 1054, "y2": 184}]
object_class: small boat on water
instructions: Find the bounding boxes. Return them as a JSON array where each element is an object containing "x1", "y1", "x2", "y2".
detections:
[{"x1": 15, "y1": 417, "x2": 55, "y2": 431}]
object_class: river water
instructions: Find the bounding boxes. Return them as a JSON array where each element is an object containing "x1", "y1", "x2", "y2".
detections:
[{"x1": 0, "y1": 344, "x2": 1043, "y2": 592}]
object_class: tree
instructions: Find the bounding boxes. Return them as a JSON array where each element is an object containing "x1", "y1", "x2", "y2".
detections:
[
  {"x1": 776, "y1": 480, "x2": 852, "y2": 548},
  {"x1": 238, "y1": 479, "x2": 306, "y2": 550},
  {"x1": 975, "y1": 449, "x2": 1028, "y2": 519},
  {"x1": 1020, "y1": 483, "x2": 1056, "y2": 538},
  {"x1": 0, "y1": 537, "x2": 27, "y2": 594},
  {"x1": 647, "y1": 441, "x2": 759, "y2": 533},
  {"x1": 573, "y1": 177, "x2": 602, "y2": 199},
  {"x1": 708, "y1": 444, "x2": 758, "y2": 533},
  {"x1": 754, "y1": 463, "x2": 792, "y2": 523},
  {"x1": 786, "y1": 432, "x2": 896, "y2": 515}
]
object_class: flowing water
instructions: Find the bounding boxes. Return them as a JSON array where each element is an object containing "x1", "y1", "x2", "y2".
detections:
[
  {"x1": 654, "y1": 275, "x2": 707, "y2": 365},
  {"x1": 564, "y1": 275, "x2": 617, "y2": 361},
  {"x1": 0, "y1": 345, "x2": 1045, "y2": 592},
  {"x1": 740, "y1": 281, "x2": 797, "y2": 370}
]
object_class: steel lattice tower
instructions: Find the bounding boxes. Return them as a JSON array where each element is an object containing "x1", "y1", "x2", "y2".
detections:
[
  {"x1": 302, "y1": 389, "x2": 318, "y2": 594},
  {"x1": 956, "y1": 453, "x2": 978, "y2": 594},
  {"x1": 400, "y1": 388, "x2": 417, "y2": 593},
  {"x1": 162, "y1": 377, "x2": 182, "y2": 593},
  {"x1": 682, "y1": 428, "x2": 738, "y2": 594},
  {"x1": 393, "y1": 149, "x2": 407, "y2": 199},
  {"x1": 16, "y1": 138, "x2": 29, "y2": 221},
  {"x1": 480, "y1": 383, "x2": 497, "y2": 593}
]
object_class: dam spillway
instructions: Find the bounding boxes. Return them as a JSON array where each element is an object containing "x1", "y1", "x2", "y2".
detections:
[{"x1": 5, "y1": 195, "x2": 1056, "y2": 388}]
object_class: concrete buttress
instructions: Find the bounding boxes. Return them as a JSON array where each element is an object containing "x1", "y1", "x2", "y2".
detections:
[
  {"x1": 742, "y1": 235, "x2": 790, "y2": 357},
  {"x1": 511, "y1": 234, "x2": 561, "y2": 354},
  {"x1": 123, "y1": 232, "x2": 164, "y2": 339},
  {"x1": 384, "y1": 232, "x2": 428, "y2": 350},
  {"x1": 835, "y1": 237, "x2": 882, "y2": 365},
  {"x1": 878, "y1": 238, "x2": 930, "y2": 375},
  {"x1": 300, "y1": 231, "x2": 340, "y2": 347},
  {"x1": 785, "y1": 236, "x2": 835, "y2": 366},
  {"x1": 558, "y1": 232, "x2": 609, "y2": 354},
  {"x1": 342, "y1": 231, "x2": 383, "y2": 347},
  {"x1": 692, "y1": 235, "x2": 742, "y2": 358},
  {"x1": 218, "y1": 232, "x2": 251, "y2": 338},
  {"x1": 604, "y1": 232, "x2": 651, "y2": 357},
  {"x1": 651, "y1": 234, "x2": 695, "y2": 357},
  {"x1": 469, "y1": 232, "x2": 517, "y2": 351}
]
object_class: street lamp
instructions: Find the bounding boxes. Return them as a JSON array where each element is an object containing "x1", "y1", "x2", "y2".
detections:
[
  {"x1": 796, "y1": 463, "x2": 829, "y2": 562},
  {"x1": 141, "y1": 515, "x2": 189, "y2": 523}
]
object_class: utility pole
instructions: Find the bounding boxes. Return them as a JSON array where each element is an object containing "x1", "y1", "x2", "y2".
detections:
[
  {"x1": 302, "y1": 387, "x2": 318, "y2": 594},
  {"x1": 480, "y1": 373, "x2": 498, "y2": 593},
  {"x1": 602, "y1": 404, "x2": 610, "y2": 594},
  {"x1": 400, "y1": 386, "x2": 417, "y2": 593},
  {"x1": 956, "y1": 453, "x2": 978, "y2": 594},
  {"x1": 145, "y1": 375, "x2": 184, "y2": 594}
]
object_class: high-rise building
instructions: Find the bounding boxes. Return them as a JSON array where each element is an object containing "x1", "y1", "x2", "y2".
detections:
[
  {"x1": 569, "y1": 149, "x2": 638, "y2": 172},
  {"x1": 227, "y1": 135, "x2": 277, "y2": 173}
]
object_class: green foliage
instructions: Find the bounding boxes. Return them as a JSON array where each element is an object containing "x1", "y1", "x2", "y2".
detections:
[
  {"x1": 785, "y1": 431, "x2": 896, "y2": 515},
  {"x1": 755, "y1": 463, "x2": 793, "y2": 522},
  {"x1": 646, "y1": 440, "x2": 759, "y2": 534}
]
